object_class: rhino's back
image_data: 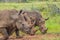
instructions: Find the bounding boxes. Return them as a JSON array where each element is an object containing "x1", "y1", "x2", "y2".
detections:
[
  {"x1": 23, "y1": 10, "x2": 42, "y2": 20},
  {"x1": 0, "y1": 9, "x2": 18, "y2": 28}
]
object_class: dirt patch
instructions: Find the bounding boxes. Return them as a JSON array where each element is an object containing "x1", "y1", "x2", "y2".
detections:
[{"x1": 0, "y1": 33, "x2": 60, "y2": 40}]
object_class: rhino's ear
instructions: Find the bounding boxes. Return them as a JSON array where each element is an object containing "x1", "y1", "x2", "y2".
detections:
[
  {"x1": 45, "y1": 17, "x2": 49, "y2": 21},
  {"x1": 18, "y1": 10, "x2": 23, "y2": 15},
  {"x1": 23, "y1": 13, "x2": 31, "y2": 22}
]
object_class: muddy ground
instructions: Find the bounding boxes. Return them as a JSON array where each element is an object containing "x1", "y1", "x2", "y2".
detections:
[{"x1": 0, "y1": 33, "x2": 60, "y2": 40}]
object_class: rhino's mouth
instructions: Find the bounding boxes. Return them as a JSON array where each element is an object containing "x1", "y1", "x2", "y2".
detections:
[{"x1": 41, "y1": 28, "x2": 48, "y2": 34}]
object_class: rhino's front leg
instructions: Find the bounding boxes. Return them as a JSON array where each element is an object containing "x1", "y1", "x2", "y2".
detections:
[
  {"x1": 15, "y1": 28, "x2": 23, "y2": 38},
  {"x1": 15, "y1": 28, "x2": 19, "y2": 38},
  {"x1": 0, "y1": 28, "x2": 9, "y2": 40}
]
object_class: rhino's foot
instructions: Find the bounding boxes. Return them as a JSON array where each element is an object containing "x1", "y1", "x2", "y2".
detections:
[{"x1": 16, "y1": 36, "x2": 23, "y2": 38}]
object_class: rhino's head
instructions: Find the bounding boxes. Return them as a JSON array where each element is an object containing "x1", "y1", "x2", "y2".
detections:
[{"x1": 39, "y1": 17, "x2": 49, "y2": 34}]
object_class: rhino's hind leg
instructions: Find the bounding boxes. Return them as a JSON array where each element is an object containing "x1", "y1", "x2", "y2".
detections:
[{"x1": 1, "y1": 28, "x2": 9, "y2": 40}]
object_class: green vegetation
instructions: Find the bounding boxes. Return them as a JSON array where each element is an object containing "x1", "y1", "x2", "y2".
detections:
[
  {"x1": 0, "y1": 2, "x2": 60, "y2": 34},
  {"x1": 0, "y1": 0, "x2": 60, "y2": 3}
]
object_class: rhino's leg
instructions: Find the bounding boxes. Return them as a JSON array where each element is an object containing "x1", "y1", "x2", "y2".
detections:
[
  {"x1": 15, "y1": 28, "x2": 19, "y2": 37},
  {"x1": 1, "y1": 28, "x2": 9, "y2": 40},
  {"x1": 15, "y1": 28, "x2": 23, "y2": 38},
  {"x1": 7, "y1": 27, "x2": 16, "y2": 36}
]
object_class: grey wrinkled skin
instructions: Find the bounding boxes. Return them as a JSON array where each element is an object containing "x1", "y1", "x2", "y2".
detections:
[{"x1": 19, "y1": 10, "x2": 48, "y2": 35}]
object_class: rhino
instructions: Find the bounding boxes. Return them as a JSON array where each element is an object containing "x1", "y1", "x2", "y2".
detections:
[
  {"x1": 18, "y1": 10, "x2": 49, "y2": 35},
  {"x1": 0, "y1": 9, "x2": 32, "y2": 40}
]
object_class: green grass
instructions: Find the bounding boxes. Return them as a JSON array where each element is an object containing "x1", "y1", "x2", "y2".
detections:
[
  {"x1": 0, "y1": 2, "x2": 60, "y2": 34},
  {"x1": 46, "y1": 16, "x2": 60, "y2": 33}
]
